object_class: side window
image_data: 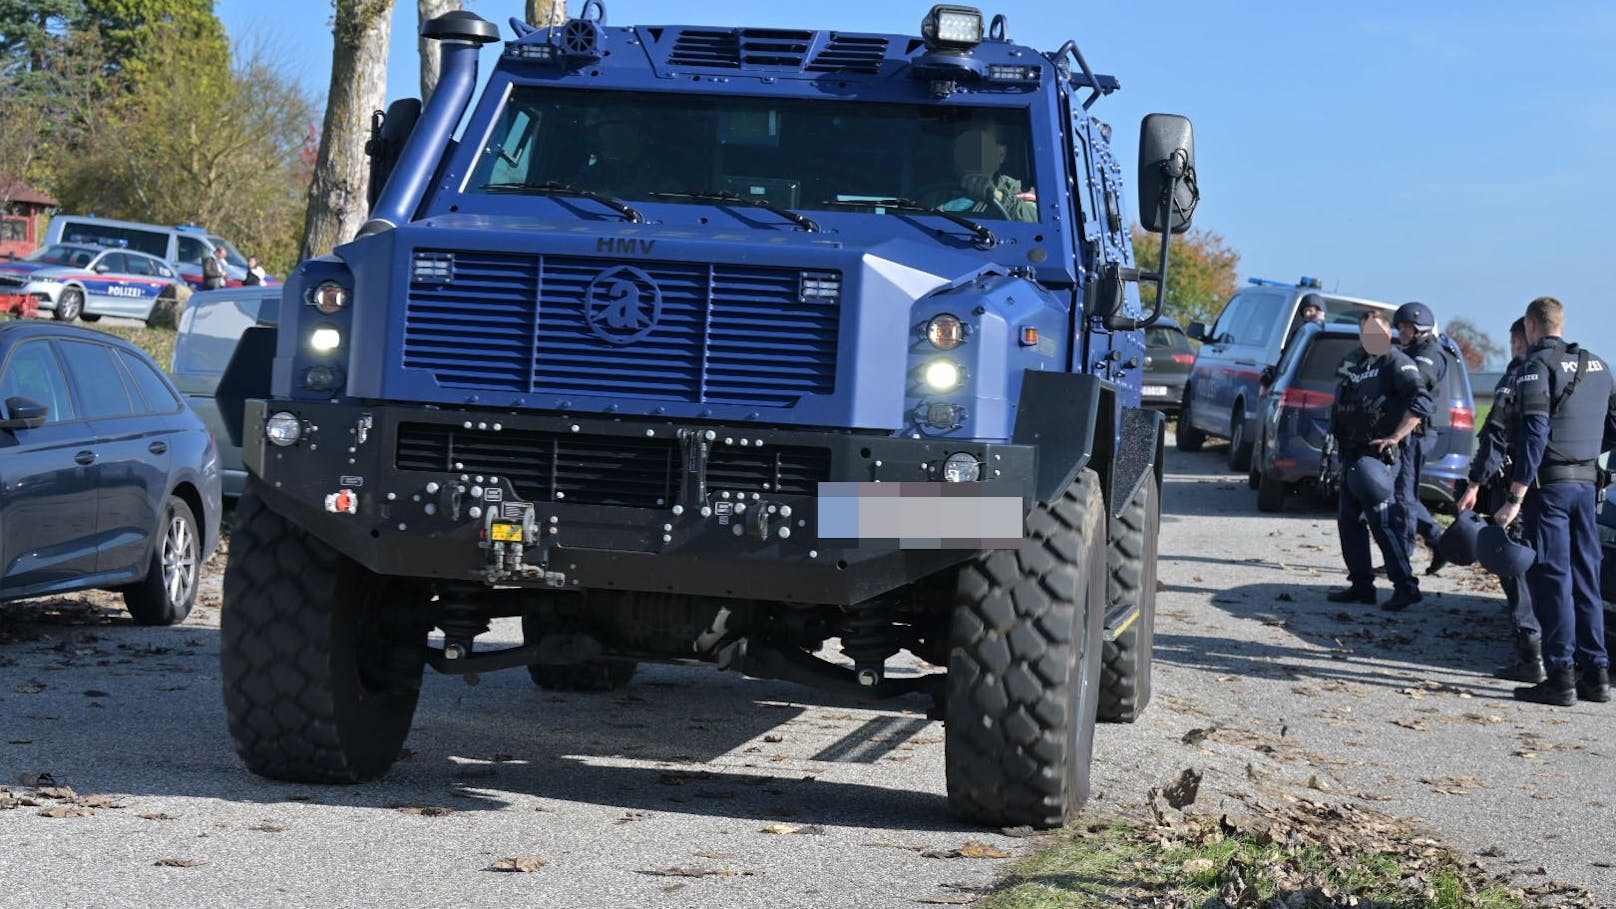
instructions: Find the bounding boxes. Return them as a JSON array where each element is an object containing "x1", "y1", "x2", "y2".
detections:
[
  {"x1": 117, "y1": 349, "x2": 182, "y2": 414},
  {"x1": 0, "y1": 341, "x2": 77, "y2": 424},
  {"x1": 486, "y1": 107, "x2": 540, "y2": 185},
  {"x1": 96, "y1": 253, "x2": 127, "y2": 273},
  {"x1": 1230, "y1": 292, "x2": 1281, "y2": 347},
  {"x1": 124, "y1": 255, "x2": 156, "y2": 277},
  {"x1": 176, "y1": 236, "x2": 209, "y2": 266},
  {"x1": 1210, "y1": 295, "x2": 1246, "y2": 343},
  {"x1": 56, "y1": 340, "x2": 136, "y2": 419}
]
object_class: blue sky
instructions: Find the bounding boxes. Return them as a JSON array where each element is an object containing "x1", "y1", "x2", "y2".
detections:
[{"x1": 216, "y1": 0, "x2": 1616, "y2": 364}]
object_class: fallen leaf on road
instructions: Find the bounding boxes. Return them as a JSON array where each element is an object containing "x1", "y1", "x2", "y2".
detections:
[
  {"x1": 917, "y1": 896, "x2": 978, "y2": 905},
  {"x1": 1305, "y1": 775, "x2": 1330, "y2": 792},
  {"x1": 1392, "y1": 718, "x2": 1429, "y2": 731},
  {"x1": 487, "y1": 856, "x2": 546, "y2": 873},
  {"x1": 1181, "y1": 727, "x2": 1214, "y2": 746},
  {"x1": 1154, "y1": 580, "x2": 1167, "y2": 592},
  {"x1": 37, "y1": 786, "x2": 77, "y2": 800},
  {"x1": 138, "y1": 812, "x2": 178, "y2": 820},
  {"x1": 155, "y1": 858, "x2": 204, "y2": 868},
  {"x1": 74, "y1": 795, "x2": 122, "y2": 809},
  {"x1": 1182, "y1": 857, "x2": 1215, "y2": 874},
  {"x1": 38, "y1": 806, "x2": 92, "y2": 818},
  {"x1": 395, "y1": 806, "x2": 455, "y2": 817},
  {"x1": 760, "y1": 823, "x2": 824, "y2": 835},
  {"x1": 1158, "y1": 767, "x2": 1202, "y2": 809},
  {"x1": 693, "y1": 851, "x2": 732, "y2": 860},
  {"x1": 1463, "y1": 713, "x2": 1504, "y2": 725},
  {"x1": 247, "y1": 823, "x2": 286, "y2": 833},
  {"x1": 922, "y1": 842, "x2": 1013, "y2": 860},
  {"x1": 763, "y1": 734, "x2": 784, "y2": 743},
  {"x1": 640, "y1": 866, "x2": 752, "y2": 878}
]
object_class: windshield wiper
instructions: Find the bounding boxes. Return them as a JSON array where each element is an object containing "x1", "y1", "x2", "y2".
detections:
[
  {"x1": 650, "y1": 190, "x2": 820, "y2": 233},
  {"x1": 822, "y1": 197, "x2": 997, "y2": 250},
  {"x1": 481, "y1": 180, "x2": 645, "y2": 224}
]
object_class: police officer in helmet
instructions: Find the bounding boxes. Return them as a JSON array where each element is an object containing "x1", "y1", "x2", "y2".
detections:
[
  {"x1": 1491, "y1": 296, "x2": 1616, "y2": 705},
  {"x1": 1456, "y1": 318, "x2": 1541, "y2": 683},
  {"x1": 1328, "y1": 310, "x2": 1422, "y2": 609},
  {"x1": 1370, "y1": 301, "x2": 1447, "y2": 574}
]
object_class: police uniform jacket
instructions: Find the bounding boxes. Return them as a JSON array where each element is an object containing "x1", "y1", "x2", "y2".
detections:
[
  {"x1": 1468, "y1": 355, "x2": 1523, "y2": 488},
  {"x1": 1402, "y1": 334, "x2": 1448, "y2": 436},
  {"x1": 1511, "y1": 336, "x2": 1616, "y2": 486},
  {"x1": 1332, "y1": 346, "x2": 1422, "y2": 461}
]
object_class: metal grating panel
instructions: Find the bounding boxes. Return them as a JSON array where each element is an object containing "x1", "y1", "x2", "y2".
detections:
[
  {"x1": 806, "y1": 35, "x2": 889, "y2": 75},
  {"x1": 667, "y1": 28, "x2": 740, "y2": 68},
  {"x1": 395, "y1": 423, "x2": 831, "y2": 506},
  {"x1": 401, "y1": 249, "x2": 840, "y2": 408}
]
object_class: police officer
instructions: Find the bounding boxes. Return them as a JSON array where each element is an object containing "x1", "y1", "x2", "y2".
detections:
[
  {"x1": 1328, "y1": 310, "x2": 1422, "y2": 609},
  {"x1": 1456, "y1": 318, "x2": 1541, "y2": 683},
  {"x1": 1492, "y1": 297, "x2": 1616, "y2": 705},
  {"x1": 930, "y1": 118, "x2": 1039, "y2": 223},
  {"x1": 1371, "y1": 301, "x2": 1446, "y2": 571}
]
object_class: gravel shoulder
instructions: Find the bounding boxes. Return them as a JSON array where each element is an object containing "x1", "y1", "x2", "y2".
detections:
[{"x1": 1, "y1": 442, "x2": 1610, "y2": 907}]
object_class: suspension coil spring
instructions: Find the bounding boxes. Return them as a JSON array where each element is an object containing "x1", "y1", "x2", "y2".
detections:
[{"x1": 838, "y1": 600, "x2": 901, "y2": 684}]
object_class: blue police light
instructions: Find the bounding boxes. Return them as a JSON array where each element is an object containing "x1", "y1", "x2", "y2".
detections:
[{"x1": 921, "y1": 5, "x2": 985, "y2": 51}]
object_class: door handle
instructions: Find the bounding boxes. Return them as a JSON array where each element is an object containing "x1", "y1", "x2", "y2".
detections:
[
  {"x1": 75, "y1": 450, "x2": 97, "y2": 465},
  {"x1": 149, "y1": 441, "x2": 168, "y2": 455}
]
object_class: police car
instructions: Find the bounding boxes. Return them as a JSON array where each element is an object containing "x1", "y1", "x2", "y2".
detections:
[{"x1": 0, "y1": 243, "x2": 182, "y2": 325}]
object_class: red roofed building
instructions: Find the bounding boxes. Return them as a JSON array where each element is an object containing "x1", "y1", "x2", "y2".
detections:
[{"x1": 1, "y1": 174, "x2": 59, "y2": 259}]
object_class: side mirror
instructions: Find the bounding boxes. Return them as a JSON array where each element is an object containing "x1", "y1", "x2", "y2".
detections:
[
  {"x1": 94, "y1": 264, "x2": 111, "y2": 273},
  {"x1": 0, "y1": 396, "x2": 49, "y2": 431},
  {"x1": 366, "y1": 97, "x2": 424, "y2": 214},
  {"x1": 1260, "y1": 364, "x2": 1276, "y2": 387},
  {"x1": 1138, "y1": 113, "x2": 1198, "y2": 235},
  {"x1": 1088, "y1": 262, "x2": 1126, "y2": 322},
  {"x1": 1187, "y1": 320, "x2": 1209, "y2": 343}
]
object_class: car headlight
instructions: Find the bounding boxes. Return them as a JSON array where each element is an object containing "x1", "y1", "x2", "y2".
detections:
[
  {"x1": 942, "y1": 452, "x2": 981, "y2": 482},
  {"x1": 309, "y1": 326, "x2": 342, "y2": 353},
  {"x1": 923, "y1": 359, "x2": 963, "y2": 392},
  {"x1": 926, "y1": 313, "x2": 965, "y2": 350},
  {"x1": 265, "y1": 411, "x2": 302, "y2": 447},
  {"x1": 309, "y1": 281, "x2": 348, "y2": 314}
]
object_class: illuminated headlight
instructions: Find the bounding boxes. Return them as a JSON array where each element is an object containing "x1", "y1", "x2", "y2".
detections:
[
  {"x1": 265, "y1": 411, "x2": 302, "y2": 447},
  {"x1": 926, "y1": 313, "x2": 965, "y2": 350},
  {"x1": 309, "y1": 281, "x2": 348, "y2": 314},
  {"x1": 921, "y1": 5, "x2": 984, "y2": 48},
  {"x1": 309, "y1": 326, "x2": 343, "y2": 353},
  {"x1": 923, "y1": 359, "x2": 963, "y2": 392},
  {"x1": 942, "y1": 452, "x2": 981, "y2": 482}
]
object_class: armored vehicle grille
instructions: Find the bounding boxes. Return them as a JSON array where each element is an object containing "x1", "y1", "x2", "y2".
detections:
[
  {"x1": 395, "y1": 423, "x2": 832, "y2": 509},
  {"x1": 403, "y1": 250, "x2": 840, "y2": 408},
  {"x1": 659, "y1": 28, "x2": 889, "y2": 75},
  {"x1": 806, "y1": 36, "x2": 890, "y2": 75}
]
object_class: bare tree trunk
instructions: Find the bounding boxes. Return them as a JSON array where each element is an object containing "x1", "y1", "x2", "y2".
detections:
[
  {"x1": 526, "y1": 0, "x2": 567, "y2": 27},
  {"x1": 418, "y1": 0, "x2": 462, "y2": 102},
  {"x1": 301, "y1": 0, "x2": 394, "y2": 261}
]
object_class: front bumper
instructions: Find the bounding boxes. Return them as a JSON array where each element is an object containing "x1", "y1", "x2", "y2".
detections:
[
  {"x1": 0, "y1": 280, "x2": 57, "y2": 310},
  {"x1": 242, "y1": 400, "x2": 1038, "y2": 606}
]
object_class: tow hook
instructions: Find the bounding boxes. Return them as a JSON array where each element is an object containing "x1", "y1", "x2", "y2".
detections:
[{"x1": 477, "y1": 501, "x2": 564, "y2": 586}]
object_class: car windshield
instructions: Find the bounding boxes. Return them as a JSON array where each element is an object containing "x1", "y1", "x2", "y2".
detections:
[
  {"x1": 207, "y1": 235, "x2": 249, "y2": 269},
  {"x1": 466, "y1": 87, "x2": 1040, "y2": 222},
  {"x1": 1146, "y1": 326, "x2": 1191, "y2": 351},
  {"x1": 26, "y1": 244, "x2": 98, "y2": 267},
  {"x1": 1298, "y1": 336, "x2": 1361, "y2": 385}
]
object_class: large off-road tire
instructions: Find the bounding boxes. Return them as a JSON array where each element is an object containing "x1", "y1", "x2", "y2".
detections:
[
  {"x1": 122, "y1": 495, "x2": 200, "y2": 626},
  {"x1": 1099, "y1": 476, "x2": 1159, "y2": 724},
  {"x1": 221, "y1": 483, "x2": 427, "y2": 783},
  {"x1": 53, "y1": 287, "x2": 83, "y2": 322},
  {"x1": 1227, "y1": 404, "x2": 1254, "y2": 472},
  {"x1": 1175, "y1": 388, "x2": 1206, "y2": 452},
  {"x1": 521, "y1": 616, "x2": 638, "y2": 691},
  {"x1": 945, "y1": 467, "x2": 1106, "y2": 829},
  {"x1": 1257, "y1": 471, "x2": 1288, "y2": 513}
]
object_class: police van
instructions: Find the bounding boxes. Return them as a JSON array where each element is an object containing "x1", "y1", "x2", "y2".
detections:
[
  {"x1": 1177, "y1": 276, "x2": 1395, "y2": 471},
  {"x1": 43, "y1": 216, "x2": 275, "y2": 290}
]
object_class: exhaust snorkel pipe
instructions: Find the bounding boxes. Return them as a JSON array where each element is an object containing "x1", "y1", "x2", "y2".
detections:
[{"x1": 358, "y1": 10, "x2": 499, "y2": 239}]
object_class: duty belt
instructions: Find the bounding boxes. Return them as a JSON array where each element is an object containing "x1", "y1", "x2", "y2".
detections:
[{"x1": 1538, "y1": 462, "x2": 1597, "y2": 485}]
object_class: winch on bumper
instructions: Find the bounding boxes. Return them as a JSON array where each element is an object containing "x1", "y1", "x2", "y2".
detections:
[{"x1": 241, "y1": 399, "x2": 1038, "y2": 606}]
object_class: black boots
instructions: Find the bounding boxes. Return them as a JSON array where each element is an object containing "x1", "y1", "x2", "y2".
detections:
[
  {"x1": 1327, "y1": 585, "x2": 1377, "y2": 604},
  {"x1": 1380, "y1": 589, "x2": 1422, "y2": 611},
  {"x1": 1514, "y1": 665, "x2": 1577, "y2": 706},
  {"x1": 1578, "y1": 666, "x2": 1611, "y2": 703},
  {"x1": 1495, "y1": 632, "x2": 1547, "y2": 684}
]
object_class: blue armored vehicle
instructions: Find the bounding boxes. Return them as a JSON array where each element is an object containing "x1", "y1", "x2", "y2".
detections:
[{"x1": 217, "y1": 2, "x2": 1199, "y2": 829}]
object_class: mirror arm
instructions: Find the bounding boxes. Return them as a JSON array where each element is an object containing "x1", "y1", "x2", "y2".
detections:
[{"x1": 1103, "y1": 167, "x2": 1181, "y2": 331}]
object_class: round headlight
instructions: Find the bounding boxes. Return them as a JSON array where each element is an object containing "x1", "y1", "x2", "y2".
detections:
[
  {"x1": 310, "y1": 281, "x2": 348, "y2": 314},
  {"x1": 309, "y1": 326, "x2": 342, "y2": 352},
  {"x1": 923, "y1": 359, "x2": 963, "y2": 392},
  {"x1": 926, "y1": 313, "x2": 964, "y2": 350},
  {"x1": 942, "y1": 452, "x2": 981, "y2": 483},
  {"x1": 265, "y1": 411, "x2": 302, "y2": 447}
]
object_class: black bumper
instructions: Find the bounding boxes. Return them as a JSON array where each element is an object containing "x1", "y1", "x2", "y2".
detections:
[{"x1": 241, "y1": 400, "x2": 1040, "y2": 606}]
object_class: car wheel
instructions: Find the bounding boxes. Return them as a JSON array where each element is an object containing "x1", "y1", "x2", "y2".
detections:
[
  {"x1": 123, "y1": 496, "x2": 201, "y2": 626},
  {"x1": 944, "y1": 467, "x2": 1105, "y2": 829},
  {"x1": 1257, "y1": 471, "x2": 1288, "y2": 513},
  {"x1": 1227, "y1": 406, "x2": 1254, "y2": 472},
  {"x1": 1175, "y1": 388, "x2": 1206, "y2": 452},
  {"x1": 53, "y1": 288, "x2": 83, "y2": 322},
  {"x1": 221, "y1": 481, "x2": 429, "y2": 783},
  {"x1": 1099, "y1": 474, "x2": 1158, "y2": 723}
]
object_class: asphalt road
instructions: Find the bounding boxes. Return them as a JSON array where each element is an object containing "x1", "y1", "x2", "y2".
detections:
[{"x1": 1, "y1": 441, "x2": 1611, "y2": 908}]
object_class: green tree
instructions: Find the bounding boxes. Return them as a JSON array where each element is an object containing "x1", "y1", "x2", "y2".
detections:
[
  {"x1": 1131, "y1": 225, "x2": 1241, "y2": 329},
  {"x1": 77, "y1": 0, "x2": 228, "y2": 80},
  {"x1": 0, "y1": 0, "x2": 85, "y2": 75}
]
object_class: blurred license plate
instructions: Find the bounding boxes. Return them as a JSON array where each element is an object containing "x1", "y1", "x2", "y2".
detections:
[
  {"x1": 1143, "y1": 384, "x2": 1169, "y2": 396},
  {"x1": 489, "y1": 522, "x2": 523, "y2": 542}
]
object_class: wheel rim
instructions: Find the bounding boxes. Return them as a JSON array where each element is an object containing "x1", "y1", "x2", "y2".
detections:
[
  {"x1": 162, "y1": 510, "x2": 198, "y2": 608},
  {"x1": 60, "y1": 290, "x2": 82, "y2": 319}
]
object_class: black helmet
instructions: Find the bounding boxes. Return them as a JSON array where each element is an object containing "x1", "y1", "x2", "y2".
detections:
[
  {"x1": 1299, "y1": 292, "x2": 1326, "y2": 314},
  {"x1": 1345, "y1": 455, "x2": 1395, "y2": 507},
  {"x1": 1438, "y1": 510, "x2": 1486, "y2": 566},
  {"x1": 1392, "y1": 301, "x2": 1436, "y2": 333},
  {"x1": 1477, "y1": 524, "x2": 1535, "y2": 578}
]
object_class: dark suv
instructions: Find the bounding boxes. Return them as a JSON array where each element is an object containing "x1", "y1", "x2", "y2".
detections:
[{"x1": 1250, "y1": 325, "x2": 1475, "y2": 512}]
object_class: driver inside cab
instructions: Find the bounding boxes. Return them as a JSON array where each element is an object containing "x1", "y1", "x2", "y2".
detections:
[{"x1": 927, "y1": 118, "x2": 1039, "y2": 223}]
